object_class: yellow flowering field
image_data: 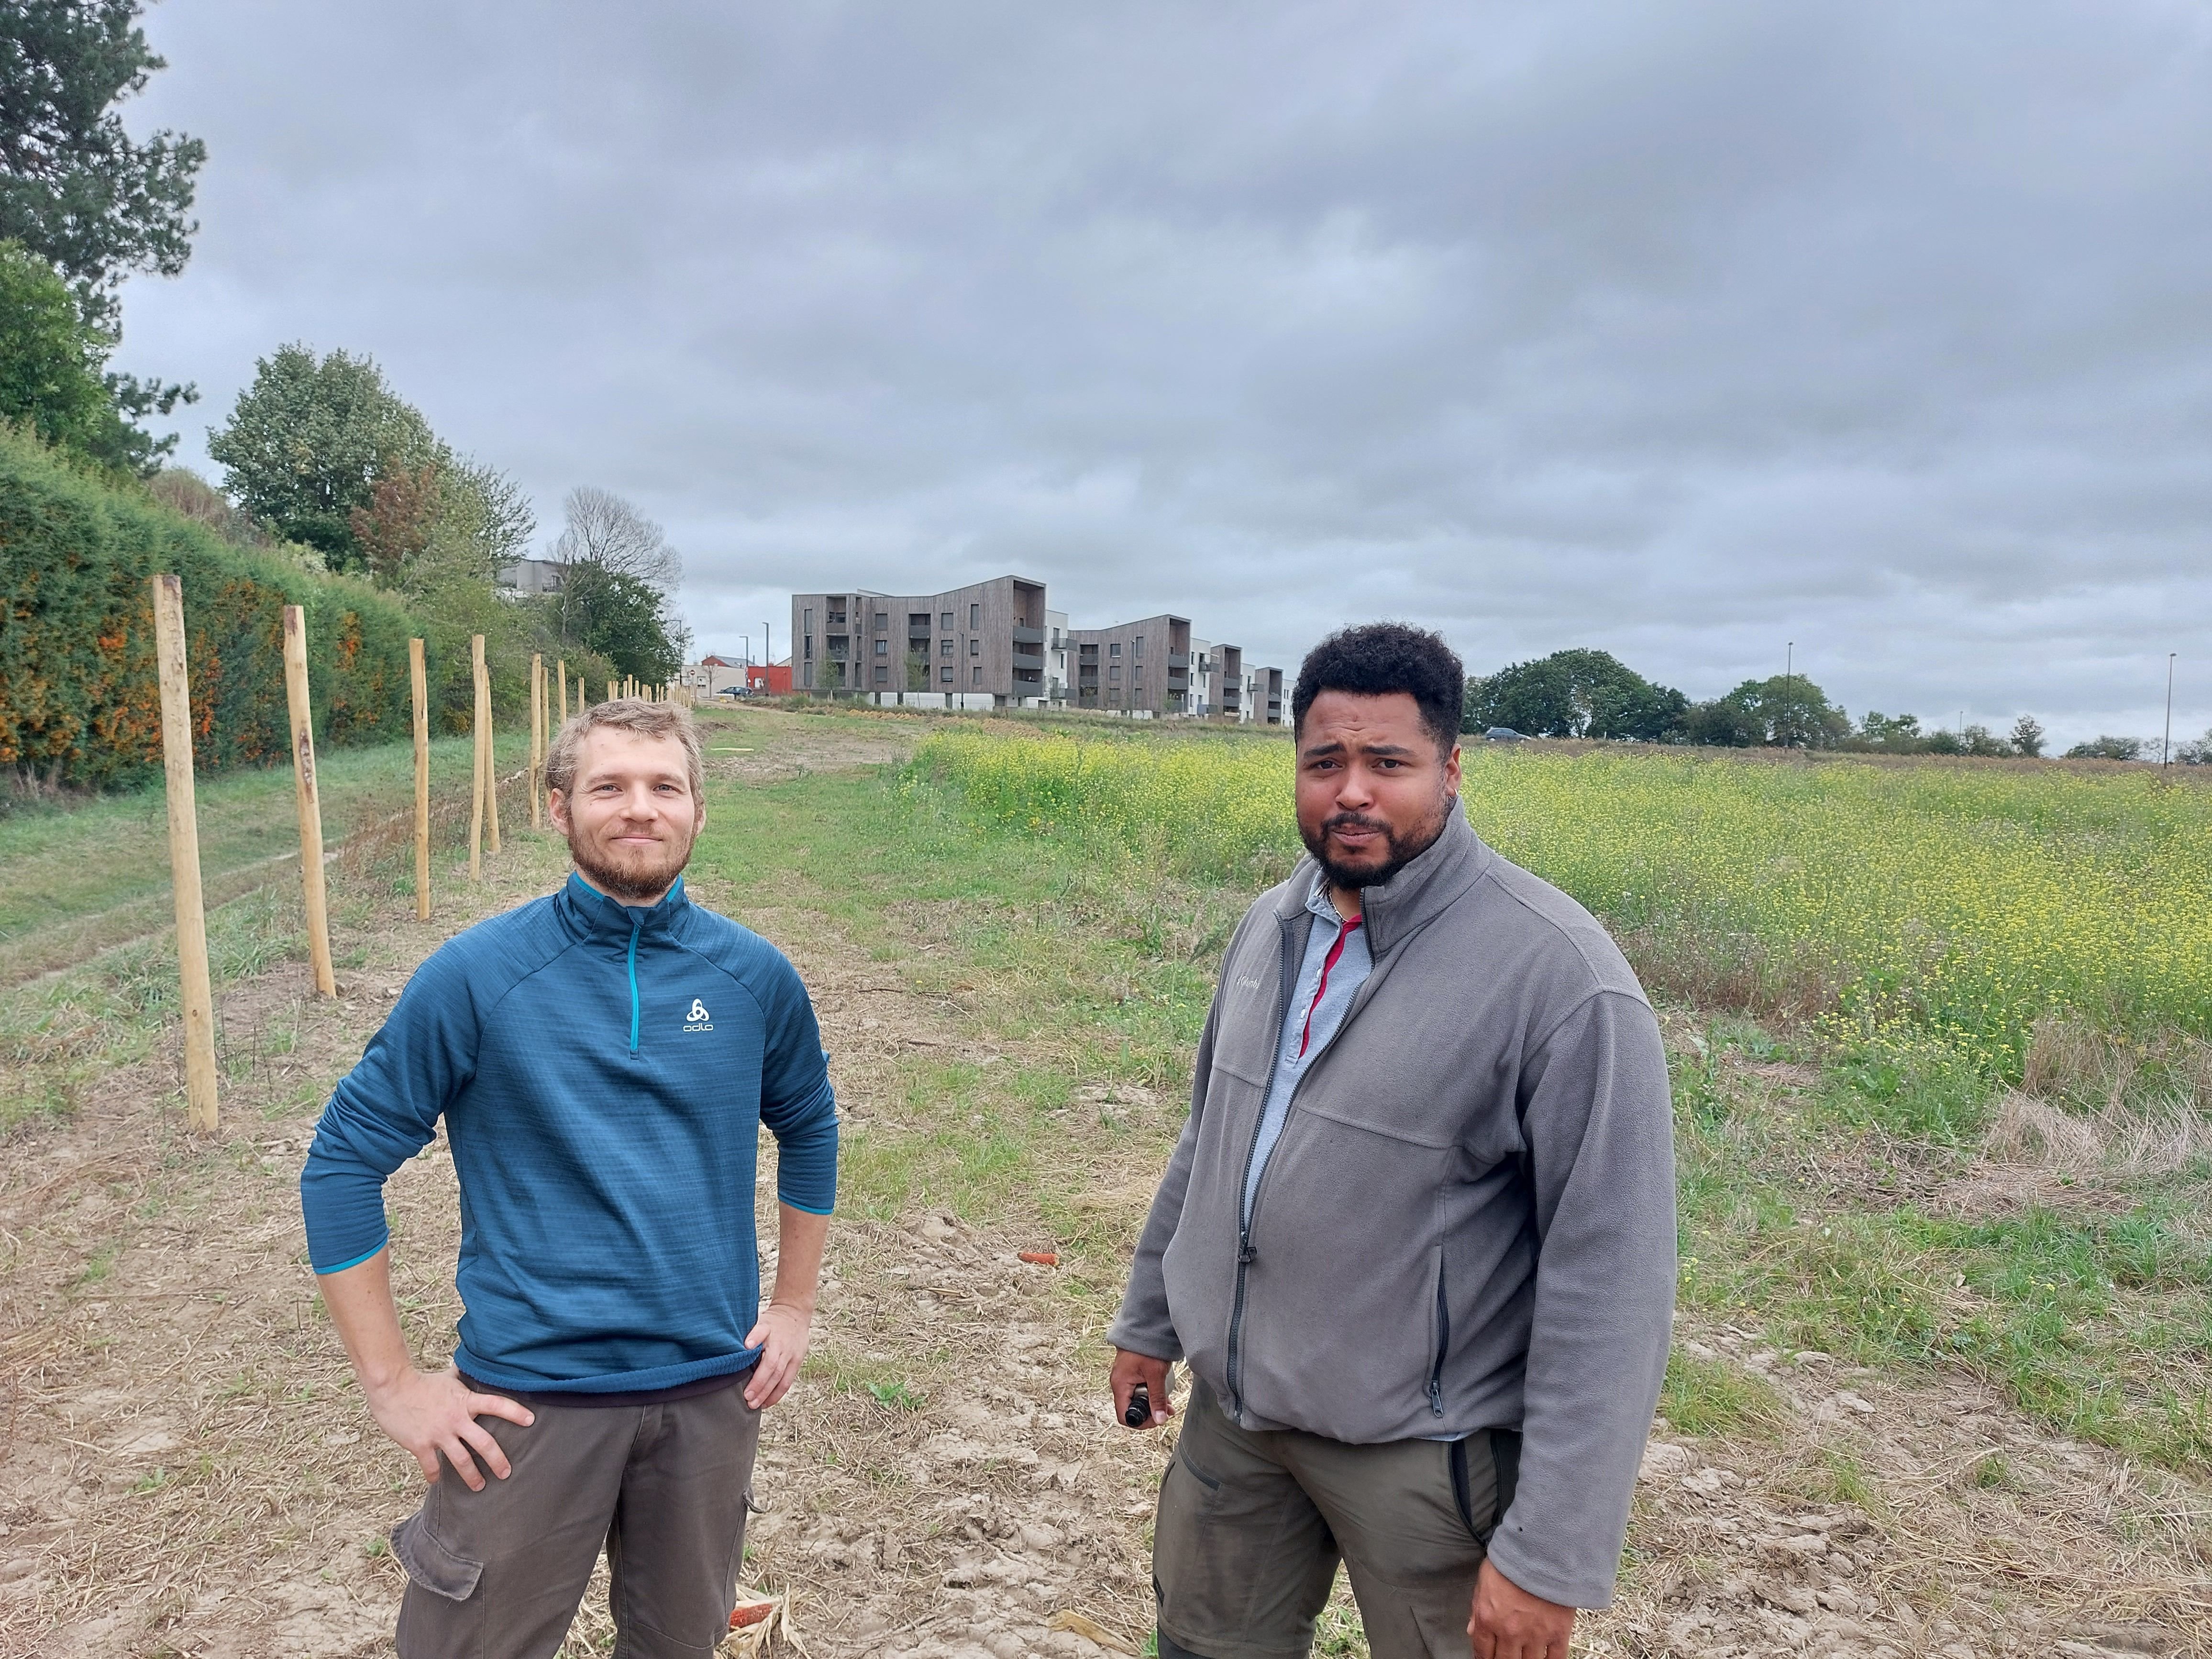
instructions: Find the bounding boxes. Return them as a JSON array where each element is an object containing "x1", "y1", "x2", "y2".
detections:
[{"x1": 909, "y1": 727, "x2": 2212, "y2": 1075}]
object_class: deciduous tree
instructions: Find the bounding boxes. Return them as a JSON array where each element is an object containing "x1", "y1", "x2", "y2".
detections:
[
  {"x1": 1462, "y1": 648, "x2": 1687, "y2": 740},
  {"x1": 207, "y1": 344, "x2": 437, "y2": 569},
  {"x1": 0, "y1": 236, "x2": 183, "y2": 471}
]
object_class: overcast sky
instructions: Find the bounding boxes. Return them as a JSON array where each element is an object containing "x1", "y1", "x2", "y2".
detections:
[{"x1": 120, "y1": 0, "x2": 2210, "y2": 746}]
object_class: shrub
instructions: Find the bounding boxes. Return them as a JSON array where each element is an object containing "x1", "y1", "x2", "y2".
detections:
[{"x1": 0, "y1": 426, "x2": 418, "y2": 788}]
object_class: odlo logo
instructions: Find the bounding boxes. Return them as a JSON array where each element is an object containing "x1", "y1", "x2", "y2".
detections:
[{"x1": 683, "y1": 998, "x2": 714, "y2": 1033}]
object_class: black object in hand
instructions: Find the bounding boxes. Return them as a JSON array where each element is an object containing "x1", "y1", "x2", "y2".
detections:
[{"x1": 1123, "y1": 1382, "x2": 1151, "y2": 1427}]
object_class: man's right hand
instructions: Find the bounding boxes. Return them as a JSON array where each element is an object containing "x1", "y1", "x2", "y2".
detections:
[
  {"x1": 364, "y1": 1363, "x2": 535, "y2": 1491},
  {"x1": 1110, "y1": 1347, "x2": 1173, "y2": 1429}
]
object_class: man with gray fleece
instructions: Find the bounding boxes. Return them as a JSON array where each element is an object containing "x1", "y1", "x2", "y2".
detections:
[{"x1": 1109, "y1": 623, "x2": 1676, "y2": 1659}]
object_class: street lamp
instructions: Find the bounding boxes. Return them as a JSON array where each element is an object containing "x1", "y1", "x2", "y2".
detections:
[{"x1": 2164, "y1": 652, "x2": 2177, "y2": 773}]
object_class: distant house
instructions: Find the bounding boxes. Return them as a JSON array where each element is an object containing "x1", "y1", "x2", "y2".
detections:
[
  {"x1": 747, "y1": 663, "x2": 792, "y2": 694},
  {"x1": 689, "y1": 654, "x2": 752, "y2": 696},
  {"x1": 496, "y1": 558, "x2": 566, "y2": 597}
]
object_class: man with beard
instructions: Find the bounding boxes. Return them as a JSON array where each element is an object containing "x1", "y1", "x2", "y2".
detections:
[
  {"x1": 1108, "y1": 625, "x2": 1675, "y2": 1659},
  {"x1": 300, "y1": 699, "x2": 837, "y2": 1659}
]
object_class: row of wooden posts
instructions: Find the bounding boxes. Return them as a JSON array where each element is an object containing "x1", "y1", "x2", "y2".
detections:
[{"x1": 148, "y1": 574, "x2": 693, "y2": 1134}]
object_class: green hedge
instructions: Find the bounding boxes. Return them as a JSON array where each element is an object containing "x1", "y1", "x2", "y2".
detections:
[{"x1": 0, "y1": 428, "x2": 420, "y2": 788}]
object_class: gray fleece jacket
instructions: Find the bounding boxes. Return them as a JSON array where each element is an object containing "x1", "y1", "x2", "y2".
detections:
[{"x1": 1108, "y1": 807, "x2": 1676, "y2": 1610}]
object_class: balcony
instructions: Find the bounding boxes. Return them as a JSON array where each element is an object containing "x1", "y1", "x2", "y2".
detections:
[
  {"x1": 1012, "y1": 625, "x2": 1046, "y2": 646},
  {"x1": 1012, "y1": 647, "x2": 1044, "y2": 670},
  {"x1": 1169, "y1": 652, "x2": 1189, "y2": 668}
]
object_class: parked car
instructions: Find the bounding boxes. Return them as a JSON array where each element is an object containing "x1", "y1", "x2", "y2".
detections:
[{"x1": 1483, "y1": 726, "x2": 1527, "y2": 742}]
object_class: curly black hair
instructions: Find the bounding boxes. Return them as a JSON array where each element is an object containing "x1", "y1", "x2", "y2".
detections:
[{"x1": 1290, "y1": 622, "x2": 1465, "y2": 753}]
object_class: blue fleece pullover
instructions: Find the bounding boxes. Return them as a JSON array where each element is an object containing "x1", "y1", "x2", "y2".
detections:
[{"x1": 299, "y1": 874, "x2": 838, "y2": 1394}]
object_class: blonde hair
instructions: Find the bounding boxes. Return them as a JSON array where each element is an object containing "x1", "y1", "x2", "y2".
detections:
[{"x1": 545, "y1": 698, "x2": 705, "y2": 804}]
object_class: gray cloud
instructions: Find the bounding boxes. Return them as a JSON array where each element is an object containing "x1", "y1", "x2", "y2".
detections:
[{"x1": 119, "y1": 0, "x2": 2212, "y2": 745}]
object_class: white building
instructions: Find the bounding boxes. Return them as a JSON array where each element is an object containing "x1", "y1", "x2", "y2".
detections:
[{"x1": 1046, "y1": 609, "x2": 1071, "y2": 703}]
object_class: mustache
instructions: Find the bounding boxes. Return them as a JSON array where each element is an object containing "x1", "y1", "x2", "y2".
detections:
[{"x1": 1323, "y1": 813, "x2": 1393, "y2": 839}]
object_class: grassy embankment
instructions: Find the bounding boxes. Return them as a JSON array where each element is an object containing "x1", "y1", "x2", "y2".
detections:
[
  {"x1": 0, "y1": 730, "x2": 532, "y2": 1130},
  {"x1": 887, "y1": 725, "x2": 2212, "y2": 1474}
]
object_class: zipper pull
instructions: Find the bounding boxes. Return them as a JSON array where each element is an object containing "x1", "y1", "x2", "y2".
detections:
[
  {"x1": 1238, "y1": 1242, "x2": 1256, "y2": 1264},
  {"x1": 1428, "y1": 1378, "x2": 1445, "y2": 1417}
]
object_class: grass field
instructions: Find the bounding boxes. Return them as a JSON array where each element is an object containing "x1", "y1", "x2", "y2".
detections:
[
  {"x1": 0, "y1": 731, "x2": 534, "y2": 1131},
  {"x1": 0, "y1": 729, "x2": 534, "y2": 987},
  {"x1": 906, "y1": 723, "x2": 2212, "y2": 1471},
  {"x1": 909, "y1": 727, "x2": 2212, "y2": 1079}
]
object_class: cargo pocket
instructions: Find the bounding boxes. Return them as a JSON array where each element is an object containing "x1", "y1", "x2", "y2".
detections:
[
  {"x1": 1171, "y1": 1444, "x2": 1224, "y2": 1498},
  {"x1": 391, "y1": 1509, "x2": 484, "y2": 1602},
  {"x1": 1449, "y1": 1428, "x2": 1523, "y2": 1545}
]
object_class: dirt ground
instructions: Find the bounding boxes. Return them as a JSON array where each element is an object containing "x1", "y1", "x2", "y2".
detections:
[{"x1": 2, "y1": 711, "x2": 2205, "y2": 1659}]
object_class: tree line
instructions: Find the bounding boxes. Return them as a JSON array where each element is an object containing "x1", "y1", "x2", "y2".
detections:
[{"x1": 1463, "y1": 648, "x2": 2209, "y2": 763}]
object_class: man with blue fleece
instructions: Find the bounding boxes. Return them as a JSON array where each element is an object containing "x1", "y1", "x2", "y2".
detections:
[{"x1": 300, "y1": 698, "x2": 837, "y2": 1659}]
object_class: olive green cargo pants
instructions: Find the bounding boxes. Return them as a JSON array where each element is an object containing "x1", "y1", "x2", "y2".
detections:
[
  {"x1": 1153, "y1": 1382, "x2": 1520, "y2": 1659},
  {"x1": 390, "y1": 1380, "x2": 760, "y2": 1659}
]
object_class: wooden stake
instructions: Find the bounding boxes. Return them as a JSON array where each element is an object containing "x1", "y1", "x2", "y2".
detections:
[
  {"x1": 483, "y1": 649, "x2": 501, "y2": 854},
  {"x1": 469, "y1": 634, "x2": 487, "y2": 880},
  {"x1": 556, "y1": 657, "x2": 569, "y2": 724},
  {"x1": 530, "y1": 653, "x2": 544, "y2": 830},
  {"x1": 281, "y1": 606, "x2": 336, "y2": 997},
  {"x1": 410, "y1": 638, "x2": 431, "y2": 921},
  {"x1": 608, "y1": 678, "x2": 619, "y2": 704},
  {"x1": 150, "y1": 574, "x2": 219, "y2": 1133}
]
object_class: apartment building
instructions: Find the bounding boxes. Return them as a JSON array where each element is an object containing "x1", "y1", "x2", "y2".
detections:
[
  {"x1": 1204, "y1": 643, "x2": 1245, "y2": 720},
  {"x1": 791, "y1": 576, "x2": 1049, "y2": 705},
  {"x1": 1188, "y1": 638, "x2": 1214, "y2": 716},
  {"x1": 1250, "y1": 665, "x2": 1286, "y2": 726},
  {"x1": 1064, "y1": 614, "x2": 1192, "y2": 717},
  {"x1": 1046, "y1": 610, "x2": 1071, "y2": 703}
]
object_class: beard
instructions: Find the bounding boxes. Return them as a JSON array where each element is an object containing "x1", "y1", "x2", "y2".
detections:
[
  {"x1": 1298, "y1": 797, "x2": 1453, "y2": 892},
  {"x1": 568, "y1": 819, "x2": 697, "y2": 904}
]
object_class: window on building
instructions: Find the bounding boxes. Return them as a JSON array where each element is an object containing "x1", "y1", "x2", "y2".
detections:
[
  {"x1": 874, "y1": 665, "x2": 888, "y2": 684},
  {"x1": 969, "y1": 638, "x2": 980, "y2": 657},
  {"x1": 875, "y1": 639, "x2": 888, "y2": 656},
  {"x1": 941, "y1": 611, "x2": 953, "y2": 629},
  {"x1": 940, "y1": 665, "x2": 953, "y2": 684},
  {"x1": 804, "y1": 635, "x2": 813, "y2": 660},
  {"x1": 1134, "y1": 635, "x2": 1144, "y2": 659},
  {"x1": 971, "y1": 665, "x2": 983, "y2": 686},
  {"x1": 803, "y1": 608, "x2": 813, "y2": 634},
  {"x1": 874, "y1": 612, "x2": 888, "y2": 631},
  {"x1": 969, "y1": 603, "x2": 981, "y2": 628},
  {"x1": 1109, "y1": 664, "x2": 1121, "y2": 682},
  {"x1": 940, "y1": 640, "x2": 953, "y2": 658}
]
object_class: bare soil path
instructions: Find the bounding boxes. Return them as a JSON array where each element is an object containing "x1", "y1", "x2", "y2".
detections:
[{"x1": 1, "y1": 709, "x2": 2203, "y2": 1659}]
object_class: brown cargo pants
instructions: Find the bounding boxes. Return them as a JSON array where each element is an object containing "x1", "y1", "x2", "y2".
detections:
[
  {"x1": 1152, "y1": 1381, "x2": 1520, "y2": 1659},
  {"x1": 390, "y1": 1380, "x2": 761, "y2": 1659}
]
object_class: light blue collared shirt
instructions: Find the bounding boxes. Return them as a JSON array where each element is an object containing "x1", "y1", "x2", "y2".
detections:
[{"x1": 1240, "y1": 873, "x2": 1374, "y2": 1225}]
